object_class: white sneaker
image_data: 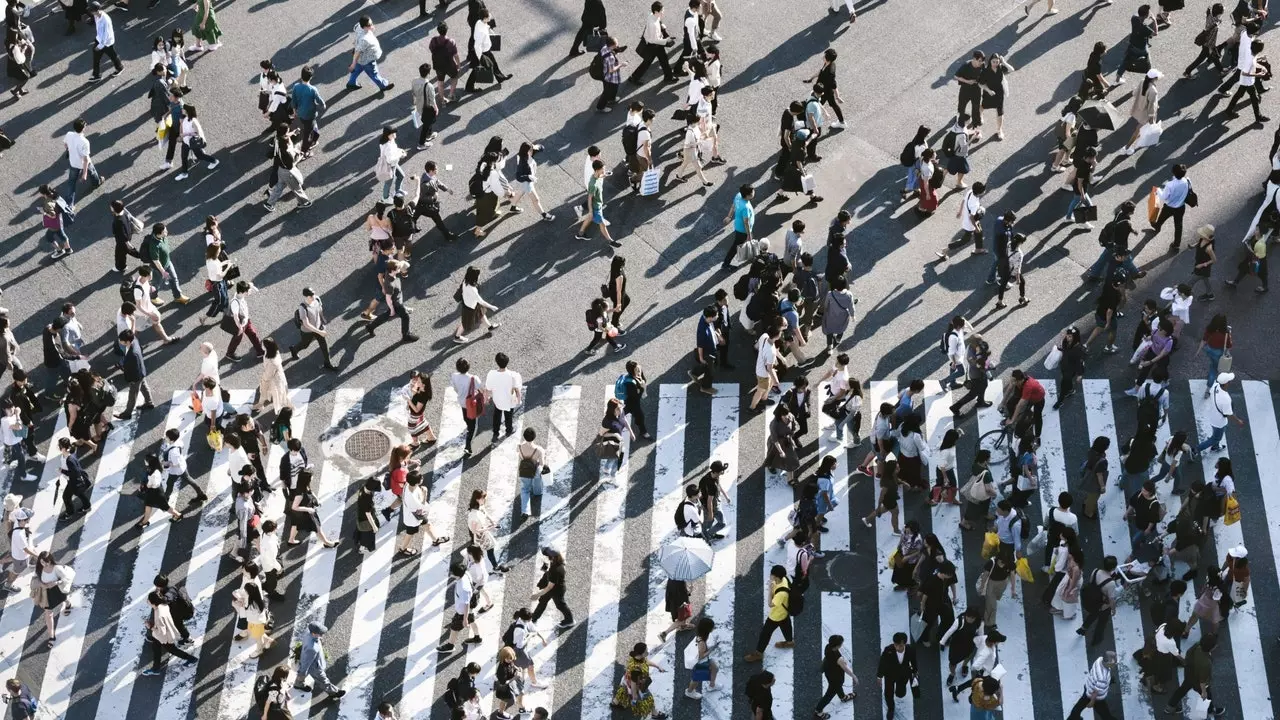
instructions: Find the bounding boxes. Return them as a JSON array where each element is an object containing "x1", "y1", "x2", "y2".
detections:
[
  {"x1": 829, "y1": 121, "x2": 845, "y2": 129},
  {"x1": 175, "y1": 173, "x2": 189, "y2": 181},
  {"x1": 710, "y1": 32, "x2": 723, "y2": 41},
  {"x1": 1115, "y1": 75, "x2": 1126, "y2": 84},
  {"x1": 207, "y1": 159, "x2": 220, "y2": 169},
  {"x1": 685, "y1": 689, "x2": 704, "y2": 700},
  {"x1": 161, "y1": 162, "x2": 172, "y2": 170}
]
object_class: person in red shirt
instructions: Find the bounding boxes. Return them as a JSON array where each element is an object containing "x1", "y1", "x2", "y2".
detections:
[
  {"x1": 381, "y1": 444, "x2": 419, "y2": 521},
  {"x1": 1005, "y1": 369, "x2": 1045, "y2": 440}
]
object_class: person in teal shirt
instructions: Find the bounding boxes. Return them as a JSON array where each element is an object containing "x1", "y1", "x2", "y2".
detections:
[{"x1": 721, "y1": 184, "x2": 755, "y2": 269}]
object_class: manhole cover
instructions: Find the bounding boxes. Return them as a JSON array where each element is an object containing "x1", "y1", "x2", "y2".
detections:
[{"x1": 345, "y1": 428, "x2": 392, "y2": 463}]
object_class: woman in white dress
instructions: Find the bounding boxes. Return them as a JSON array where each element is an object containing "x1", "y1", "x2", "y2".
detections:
[
  {"x1": 251, "y1": 338, "x2": 291, "y2": 413},
  {"x1": 1050, "y1": 538, "x2": 1084, "y2": 620}
]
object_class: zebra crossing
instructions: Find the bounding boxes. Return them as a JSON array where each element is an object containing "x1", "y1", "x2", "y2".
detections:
[{"x1": 3, "y1": 378, "x2": 1280, "y2": 719}]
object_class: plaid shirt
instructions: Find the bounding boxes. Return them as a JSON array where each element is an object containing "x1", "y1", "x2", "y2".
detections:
[{"x1": 601, "y1": 47, "x2": 621, "y2": 84}]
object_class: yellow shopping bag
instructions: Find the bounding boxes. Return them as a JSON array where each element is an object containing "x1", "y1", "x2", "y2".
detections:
[
  {"x1": 1147, "y1": 186, "x2": 1161, "y2": 225},
  {"x1": 981, "y1": 531, "x2": 1000, "y2": 559},
  {"x1": 887, "y1": 548, "x2": 900, "y2": 569},
  {"x1": 206, "y1": 428, "x2": 224, "y2": 452},
  {"x1": 156, "y1": 115, "x2": 172, "y2": 142},
  {"x1": 1015, "y1": 557, "x2": 1035, "y2": 583},
  {"x1": 1224, "y1": 495, "x2": 1241, "y2": 526}
]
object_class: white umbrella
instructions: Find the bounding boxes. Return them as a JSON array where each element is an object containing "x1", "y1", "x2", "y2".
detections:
[{"x1": 658, "y1": 536, "x2": 715, "y2": 581}]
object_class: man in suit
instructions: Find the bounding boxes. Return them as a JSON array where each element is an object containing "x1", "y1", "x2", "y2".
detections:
[
  {"x1": 115, "y1": 329, "x2": 154, "y2": 420},
  {"x1": 877, "y1": 632, "x2": 919, "y2": 719},
  {"x1": 569, "y1": 0, "x2": 607, "y2": 56},
  {"x1": 57, "y1": 437, "x2": 92, "y2": 519}
]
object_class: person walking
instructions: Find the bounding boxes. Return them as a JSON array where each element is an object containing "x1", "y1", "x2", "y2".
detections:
[
  {"x1": 595, "y1": 38, "x2": 626, "y2": 113},
  {"x1": 410, "y1": 63, "x2": 439, "y2": 149},
  {"x1": 87, "y1": 3, "x2": 123, "y2": 82},
  {"x1": 813, "y1": 634, "x2": 857, "y2": 718},
  {"x1": 569, "y1": 0, "x2": 607, "y2": 56},
  {"x1": 876, "y1": 632, "x2": 918, "y2": 720},
  {"x1": 251, "y1": 339, "x2": 290, "y2": 412},
  {"x1": 1077, "y1": 556, "x2": 1119, "y2": 645},
  {"x1": 62, "y1": 118, "x2": 102, "y2": 207},
  {"x1": 804, "y1": 49, "x2": 845, "y2": 130},
  {"x1": 1224, "y1": 226, "x2": 1270, "y2": 293},
  {"x1": 1151, "y1": 164, "x2": 1192, "y2": 251},
  {"x1": 5, "y1": 28, "x2": 32, "y2": 100},
  {"x1": 1194, "y1": 372, "x2": 1244, "y2": 455},
  {"x1": 576, "y1": 160, "x2": 620, "y2": 246},
  {"x1": 452, "y1": 358, "x2": 483, "y2": 456},
  {"x1": 1187, "y1": 225, "x2": 1217, "y2": 300},
  {"x1": 289, "y1": 65, "x2": 325, "y2": 156},
  {"x1": 413, "y1": 161, "x2": 458, "y2": 241},
  {"x1": 161, "y1": 426, "x2": 207, "y2": 504},
  {"x1": 466, "y1": 8, "x2": 509, "y2": 91},
  {"x1": 453, "y1": 266, "x2": 500, "y2": 344},
  {"x1": 367, "y1": 259, "x2": 418, "y2": 343},
  {"x1": 629, "y1": 2, "x2": 676, "y2": 85},
  {"x1": 1066, "y1": 652, "x2": 1118, "y2": 719},
  {"x1": 140, "y1": 223, "x2": 190, "y2": 305},
  {"x1": 720, "y1": 184, "x2": 755, "y2": 270},
  {"x1": 484, "y1": 352, "x2": 522, "y2": 442},
  {"x1": 1223, "y1": 39, "x2": 1270, "y2": 125},
  {"x1": 31, "y1": 551, "x2": 73, "y2": 646},
  {"x1": 114, "y1": 330, "x2": 154, "y2": 420},
  {"x1": 263, "y1": 124, "x2": 313, "y2": 211},
  {"x1": 530, "y1": 547, "x2": 574, "y2": 629},
  {"x1": 294, "y1": 622, "x2": 346, "y2": 698},
  {"x1": 1165, "y1": 635, "x2": 1226, "y2": 716},
  {"x1": 515, "y1": 428, "x2": 546, "y2": 520},
  {"x1": 176, "y1": 104, "x2": 219, "y2": 180},
  {"x1": 428, "y1": 23, "x2": 460, "y2": 102},
  {"x1": 994, "y1": 232, "x2": 1027, "y2": 309},
  {"x1": 1185, "y1": 4, "x2": 1227, "y2": 77},
  {"x1": 1116, "y1": 5, "x2": 1158, "y2": 86},
  {"x1": 510, "y1": 143, "x2": 555, "y2": 220},
  {"x1": 189, "y1": 0, "x2": 221, "y2": 50},
  {"x1": 289, "y1": 288, "x2": 336, "y2": 370},
  {"x1": 347, "y1": 16, "x2": 393, "y2": 92},
  {"x1": 226, "y1": 280, "x2": 265, "y2": 361},
  {"x1": 141, "y1": 591, "x2": 197, "y2": 675},
  {"x1": 743, "y1": 565, "x2": 793, "y2": 663}
]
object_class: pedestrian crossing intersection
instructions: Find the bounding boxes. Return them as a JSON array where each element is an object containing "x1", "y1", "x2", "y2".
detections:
[{"x1": 3, "y1": 377, "x2": 1280, "y2": 719}]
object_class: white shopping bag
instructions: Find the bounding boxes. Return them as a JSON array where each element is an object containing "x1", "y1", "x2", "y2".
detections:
[
  {"x1": 801, "y1": 173, "x2": 816, "y2": 193},
  {"x1": 639, "y1": 168, "x2": 660, "y2": 197},
  {"x1": 1044, "y1": 345, "x2": 1062, "y2": 370},
  {"x1": 1134, "y1": 121, "x2": 1163, "y2": 149},
  {"x1": 411, "y1": 110, "x2": 422, "y2": 129},
  {"x1": 1186, "y1": 692, "x2": 1211, "y2": 720}
]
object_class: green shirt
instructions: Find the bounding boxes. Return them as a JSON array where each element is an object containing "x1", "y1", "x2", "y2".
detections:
[
  {"x1": 587, "y1": 175, "x2": 604, "y2": 209},
  {"x1": 144, "y1": 234, "x2": 172, "y2": 266}
]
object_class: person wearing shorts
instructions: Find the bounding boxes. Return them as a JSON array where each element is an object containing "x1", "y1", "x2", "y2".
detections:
[
  {"x1": 439, "y1": 562, "x2": 480, "y2": 655},
  {"x1": 749, "y1": 325, "x2": 781, "y2": 412},
  {"x1": 576, "y1": 160, "x2": 619, "y2": 247},
  {"x1": 428, "y1": 23, "x2": 461, "y2": 101}
]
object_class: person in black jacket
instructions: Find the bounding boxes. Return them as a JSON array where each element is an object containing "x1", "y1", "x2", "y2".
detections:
[
  {"x1": 6, "y1": 369, "x2": 40, "y2": 457},
  {"x1": 115, "y1": 329, "x2": 154, "y2": 420},
  {"x1": 56, "y1": 437, "x2": 92, "y2": 518},
  {"x1": 109, "y1": 200, "x2": 143, "y2": 274},
  {"x1": 569, "y1": 0, "x2": 607, "y2": 56},
  {"x1": 876, "y1": 632, "x2": 918, "y2": 719}
]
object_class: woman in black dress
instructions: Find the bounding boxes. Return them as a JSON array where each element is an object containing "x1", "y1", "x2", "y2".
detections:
[
  {"x1": 530, "y1": 548, "x2": 574, "y2": 628},
  {"x1": 605, "y1": 256, "x2": 630, "y2": 331},
  {"x1": 287, "y1": 470, "x2": 338, "y2": 548},
  {"x1": 978, "y1": 53, "x2": 1014, "y2": 139},
  {"x1": 1080, "y1": 41, "x2": 1111, "y2": 98},
  {"x1": 777, "y1": 127, "x2": 823, "y2": 205},
  {"x1": 805, "y1": 49, "x2": 844, "y2": 128},
  {"x1": 33, "y1": 551, "x2": 72, "y2": 647},
  {"x1": 63, "y1": 377, "x2": 96, "y2": 454},
  {"x1": 354, "y1": 477, "x2": 380, "y2": 554},
  {"x1": 494, "y1": 646, "x2": 526, "y2": 715},
  {"x1": 657, "y1": 578, "x2": 692, "y2": 643}
]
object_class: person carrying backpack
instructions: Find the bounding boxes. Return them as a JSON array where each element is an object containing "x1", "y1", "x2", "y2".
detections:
[
  {"x1": 675, "y1": 484, "x2": 703, "y2": 538},
  {"x1": 255, "y1": 665, "x2": 292, "y2": 720},
  {"x1": 1076, "y1": 555, "x2": 1118, "y2": 646}
]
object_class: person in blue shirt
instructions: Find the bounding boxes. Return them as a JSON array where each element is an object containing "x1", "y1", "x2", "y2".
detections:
[
  {"x1": 689, "y1": 304, "x2": 718, "y2": 395},
  {"x1": 289, "y1": 65, "x2": 327, "y2": 155},
  {"x1": 720, "y1": 184, "x2": 755, "y2": 270}
]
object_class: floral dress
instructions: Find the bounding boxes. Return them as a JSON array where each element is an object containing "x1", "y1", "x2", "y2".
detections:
[
  {"x1": 612, "y1": 656, "x2": 655, "y2": 716},
  {"x1": 191, "y1": 0, "x2": 223, "y2": 45}
]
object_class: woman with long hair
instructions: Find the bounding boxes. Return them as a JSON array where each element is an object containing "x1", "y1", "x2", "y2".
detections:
[
  {"x1": 606, "y1": 255, "x2": 630, "y2": 330},
  {"x1": 454, "y1": 265, "x2": 501, "y2": 344},
  {"x1": 376, "y1": 126, "x2": 406, "y2": 200},
  {"x1": 139, "y1": 453, "x2": 183, "y2": 527},
  {"x1": 900, "y1": 125, "x2": 931, "y2": 198},
  {"x1": 509, "y1": 142, "x2": 555, "y2": 221},
  {"x1": 585, "y1": 297, "x2": 625, "y2": 355},
  {"x1": 467, "y1": 488, "x2": 509, "y2": 572},
  {"x1": 1198, "y1": 314, "x2": 1231, "y2": 388},
  {"x1": 144, "y1": 590, "x2": 198, "y2": 672},
  {"x1": 202, "y1": 242, "x2": 231, "y2": 322},
  {"x1": 32, "y1": 551, "x2": 73, "y2": 647},
  {"x1": 177, "y1": 104, "x2": 219, "y2": 180},
  {"x1": 1120, "y1": 69, "x2": 1161, "y2": 155},
  {"x1": 230, "y1": 575, "x2": 272, "y2": 658},
  {"x1": 406, "y1": 370, "x2": 437, "y2": 447},
  {"x1": 288, "y1": 470, "x2": 338, "y2": 548},
  {"x1": 251, "y1": 338, "x2": 290, "y2": 413}
]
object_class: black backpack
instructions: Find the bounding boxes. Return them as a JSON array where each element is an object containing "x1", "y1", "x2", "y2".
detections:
[
  {"x1": 503, "y1": 621, "x2": 518, "y2": 648},
  {"x1": 941, "y1": 129, "x2": 958, "y2": 157},
  {"x1": 1014, "y1": 509, "x2": 1031, "y2": 540},
  {"x1": 1080, "y1": 573, "x2": 1114, "y2": 612},
  {"x1": 253, "y1": 674, "x2": 275, "y2": 711},
  {"x1": 389, "y1": 207, "x2": 416, "y2": 237},
  {"x1": 589, "y1": 52, "x2": 605, "y2": 81},
  {"x1": 1137, "y1": 386, "x2": 1166, "y2": 436},
  {"x1": 621, "y1": 124, "x2": 640, "y2": 156},
  {"x1": 732, "y1": 273, "x2": 751, "y2": 301},
  {"x1": 940, "y1": 328, "x2": 958, "y2": 355},
  {"x1": 1098, "y1": 219, "x2": 1118, "y2": 248},
  {"x1": 467, "y1": 168, "x2": 485, "y2": 197},
  {"x1": 899, "y1": 141, "x2": 916, "y2": 167}
]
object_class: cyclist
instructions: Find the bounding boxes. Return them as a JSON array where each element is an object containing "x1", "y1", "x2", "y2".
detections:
[{"x1": 1004, "y1": 369, "x2": 1045, "y2": 441}]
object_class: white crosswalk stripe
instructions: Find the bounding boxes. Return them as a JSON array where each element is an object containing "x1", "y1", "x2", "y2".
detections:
[{"x1": 14, "y1": 379, "x2": 1280, "y2": 720}]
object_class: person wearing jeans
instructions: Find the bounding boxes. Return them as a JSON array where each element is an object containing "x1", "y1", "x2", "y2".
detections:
[
  {"x1": 62, "y1": 119, "x2": 102, "y2": 208},
  {"x1": 515, "y1": 430, "x2": 545, "y2": 519},
  {"x1": 347, "y1": 16, "x2": 393, "y2": 92},
  {"x1": 1194, "y1": 372, "x2": 1244, "y2": 456}
]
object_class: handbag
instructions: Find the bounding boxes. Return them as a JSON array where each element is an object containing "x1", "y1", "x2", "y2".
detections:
[
  {"x1": 1194, "y1": 28, "x2": 1211, "y2": 46},
  {"x1": 887, "y1": 547, "x2": 900, "y2": 569},
  {"x1": 1147, "y1": 186, "x2": 1162, "y2": 225},
  {"x1": 1224, "y1": 495, "x2": 1241, "y2": 525},
  {"x1": 219, "y1": 314, "x2": 239, "y2": 335},
  {"x1": 1218, "y1": 347, "x2": 1233, "y2": 374},
  {"x1": 1044, "y1": 345, "x2": 1063, "y2": 370},
  {"x1": 800, "y1": 174, "x2": 816, "y2": 193},
  {"x1": 1073, "y1": 204, "x2": 1098, "y2": 223},
  {"x1": 191, "y1": 390, "x2": 203, "y2": 415},
  {"x1": 464, "y1": 379, "x2": 485, "y2": 420},
  {"x1": 585, "y1": 28, "x2": 607, "y2": 52},
  {"x1": 206, "y1": 429, "x2": 224, "y2": 451},
  {"x1": 1015, "y1": 557, "x2": 1035, "y2": 583},
  {"x1": 1185, "y1": 180, "x2": 1199, "y2": 207},
  {"x1": 981, "y1": 531, "x2": 1000, "y2": 559},
  {"x1": 490, "y1": 33, "x2": 502, "y2": 52},
  {"x1": 975, "y1": 570, "x2": 990, "y2": 596},
  {"x1": 639, "y1": 168, "x2": 660, "y2": 197},
  {"x1": 909, "y1": 612, "x2": 926, "y2": 642},
  {"x1": 472, "y1": 61, "x2": 496, "y2": 85}
]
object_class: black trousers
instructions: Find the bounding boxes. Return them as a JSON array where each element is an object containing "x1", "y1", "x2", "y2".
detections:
[
  {"x1": 1185, "y1": 43, "x2": 1226, "y2": 74},
  {"x1": 417, "y1": 107, "x2": 438, "y2": 145},
  {"x1": 722, "y1": 231, "x2": 748, "y2": 267},
  {"x1": 958, "y1": 88, "x2": 981, "y2": 125},
  {"x1": 883, "y1": 677, "x2": 917, "y2": 720},
  {"x1": 624, "y1": 401, "x2": 648, "y2": 436},
  {"x1": 290, "y1": 331, "x2": 333, "y2": 366},
  {"x1": 1153, "y1": 204, "x2": 1185, "y2": 246},
  {"x1": 1233, "y1": 254, "x2": 1269, "y2": 288},
  {"x1": 816, "y1": 676, "x2": 845, "y2": 711},
  {"x1": 369, "y1": 298, "x2": 411, "y2": 338},
  {"x1": 114, "y1": 240, "x2": 141, "y2": 273},
  {"x1": 61, "y1": 483, "x2": 91, "y2": 516},
  {"x1": 570, "y1": 23, "x2": 596, "y2": 53},
  {"x1": 263, "y1": 568, "x2": 282, "y2": 597},
  {"x1": 630, "y1": 43, "x2": 673, "y2": 82},
  {"x1": 466, "y1": 51, "x2": 503, "y2": 90},
  {"x1": 1166, "y1": 677, "x2": 1213, "y2": 710},
  {"x1": 151, "y1": 639, "x2": 197, "y2": 670},
  {"x1": 951, "y1": 376, "x2": 988, "y2": 413},
  {"x1": 1228, "y1": 83, "x2": 1265, "y2": 120},
  {"x1": 806, "y1": 128, "x2": 823, "y2": 160},
  {"x1": 298, "y1": 117, "x2": 320, "y2": 154},
  {"x1": 532, "y1": 591, "x2": 573, "y2": 623},
  {"x1": 921, "y1": 601, "x2": 954, "y2": 644},
  {"x1": 165, "y1": 472, "x2": 209, "y2": 503},
  {"x1": 92, "y1": 44, "x2": 123, "y2": 77},
  {"x1": 1067, "y1": 691, "x2": 1116, "y2": 720},
  {"x1": 596, "y1": 81, "x2": 619, "y2": 110},
  {"x1": 463, "y1": 416, "x2": 477, "y2": 452},
  {"x1": 1079, "y1": 606, "x2": 1111, "y2": 645},
  {"x1": 755, "y1": 616, "x2": 793, "y2": 652},
  {"x1": 821, "y1": 90, "x2": 844, "y2": 123},
  {"x1": 491, "y1": 407, "x2": 514, "y2": 438}
]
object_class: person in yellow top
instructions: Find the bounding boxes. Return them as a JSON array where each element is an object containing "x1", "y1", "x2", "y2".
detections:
[
  {"x1": 969, "y1": 675, "x2": 1003, "y2": 719},
  {"x1": 1226, "y1": 227, "x2": 1270, "y2": 293},
  {"x1": 744, "y1": 565, "x2": 793, "y2": 663}
]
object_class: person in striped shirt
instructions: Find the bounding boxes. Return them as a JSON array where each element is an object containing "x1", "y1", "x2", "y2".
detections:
[{"x1": 1066, "y1": 652, "x2": 1117, "y2": 719}]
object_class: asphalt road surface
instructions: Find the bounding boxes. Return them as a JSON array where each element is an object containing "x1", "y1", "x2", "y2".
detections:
[{"x1": 2, "y1": 0, "x2": 1280, "y2": 717}]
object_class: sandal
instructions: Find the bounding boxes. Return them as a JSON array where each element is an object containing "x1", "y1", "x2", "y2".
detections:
[
  {"x1": 47, "y1": 638, "x2": 55, "y2": 648},
  {"x1": 432, "y1": 536, "x2": 451, "y2": 546},
  {"x1": 63, "y1": 605, "x2": 72, "y2": 616}
]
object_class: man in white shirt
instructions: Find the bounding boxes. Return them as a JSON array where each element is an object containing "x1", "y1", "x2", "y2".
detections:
[
  {"x1": 63, "y1": 119, "x2": 103, "y2": 208},
  {"x1": 87, "y1": 3, "x2": 123, "y2": 82},
  {"x1": 748, "y1": 326, "x2": 781, "y2": 412},
  {"x1": 1151, "y1": 164, "x2": 1192, "y2": 251},
  {"x1": 1225, "y1": 38, "x2": 1270, "y2": 125},
  {"x1": 628, "y1": 1, "x2": 676, "y2": 84},
  {"x1": 465, "y1": 8, "x2": 509, "y2": 92},
  {"x1": 1194, "y1": 372, "x2": 1245, "y2": 457},
  {"x1": 257, "y1": 519, "x2": 285, "y2": 600},
  {"x1": 674, "y1": 0, "x2": 702, "y2": 76},
  {"x1": 484, "y1": 352, "x2": 523, "y2": 443},
  {"x1": 939, "y1": 315, "x2": 971, "y2": 390},
  {"x1": 162, "y1": 428, "x2": 209, "y2": 505},
  {"x1": 195, "y1": 342, "x2": 220, "y2": 389},
  {"x1": 439, "y1": 562, "x2": 480, "y2": 654},
  {"x1": 944, "y1": 182, "x2": 986, "y2": 259},
  {"x1": 451, "y1": 357, "x2": 484, "y2": 457}
]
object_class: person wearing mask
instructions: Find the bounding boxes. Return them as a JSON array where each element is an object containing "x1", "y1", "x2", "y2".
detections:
[{"x1": 347, "y1": 16, "x2": 393, "y2": 92}]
